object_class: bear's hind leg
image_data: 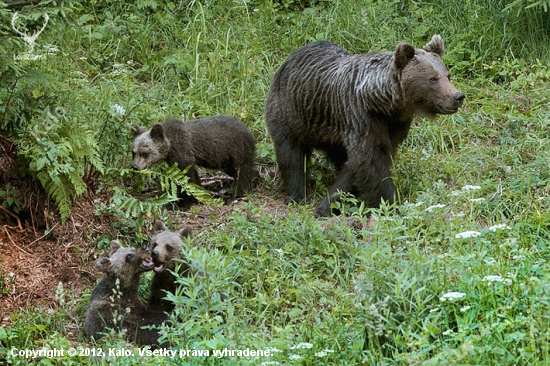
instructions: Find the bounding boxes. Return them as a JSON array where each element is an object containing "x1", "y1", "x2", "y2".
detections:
[{"x1": 275, "y1": 142, "x2": 308, "y2": 204}]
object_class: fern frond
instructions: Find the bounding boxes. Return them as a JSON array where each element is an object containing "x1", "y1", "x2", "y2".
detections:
[
  {"x1": 37, "y1": 171, "x2": 73, "y2": 223},
  {"x1": 17, "y1": 109, "x2": 106, "y2": 223},
  {"x1": 116, "y1": 192, "x2": 178, "y2": 219}
]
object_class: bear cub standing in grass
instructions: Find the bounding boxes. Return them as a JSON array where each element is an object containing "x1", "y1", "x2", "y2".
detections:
[
  {"x1": 265, "y1": 35, "x2": 465, "y2": 217},
  {"x1": 85, "y1": 240, "x2": 168, "y2": 346},
  {"x1": 132, "y1": 116, "x2": 257, "y2": 208},
  {"x1": 147, "y1": 220, "x2": 194, "y2": 312}
]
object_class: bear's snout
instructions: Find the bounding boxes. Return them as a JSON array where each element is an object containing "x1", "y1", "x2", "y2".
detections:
[
  {"x1": 454, "y1": 92, "x2": 465, "y2": 104},
  {"x1": 152, "y1": 250, "x2": 158, "y2": 259}
]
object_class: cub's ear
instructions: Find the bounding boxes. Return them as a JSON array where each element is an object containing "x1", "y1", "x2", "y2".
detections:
[
  {"x1": 423, "y1": 34, "x2": 444, "y2": 57},
  {"x1": 132, "y1": 123, "x2": 146, "y2": 137},
  {"x1": 95, "y1": 257, "x2": 111, "y2": 272},
  {"x1": 150, "y1": 124, "x2": 165, "y2": 142},
  {"x1": 394, "y1": 42, "x2": 416, "y2": 70},
  {"x1": 180, "y1": 226, "x2": 193, "y2": 238},
  {"x1": 153, "y1": 220, "x2": 168, "y2": 233},
  {"x1": 110, "y1": 240, "x2": 122, "y2": 255}
]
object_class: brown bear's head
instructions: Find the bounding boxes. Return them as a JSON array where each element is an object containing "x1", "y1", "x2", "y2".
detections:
[
  {"x1": 131, "y1": 123, "x2": 170, "y2": 170},
  {"x1": 95, "y1": 240, "x2": 154, "y2": 289},
  {"x1": 394, "y1": 34, "x2": 465, "y2": 118},
  {"x1": 149, "y1": 220, "x2": 193, "y2": 274}
]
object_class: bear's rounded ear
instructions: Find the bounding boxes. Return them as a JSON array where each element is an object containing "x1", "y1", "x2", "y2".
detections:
[
  {"x1": 110, "y1": 240, "x2": 122, "y2": 255},
  {"x1": 180, "y1": 226, "x2": 193, "y2": 238},
  {"x1": 153, "y1": 220, "x2": 168, "y2": 233},
  {"x1": 423, "y1": 34, "x2": 444, "y2": 57},
  {"x1": 150, "y1": 124, "x2": 165, "y2": 142},
  {"x1": 95, "y1": 257, "x2": 111, "y2": 272},
  {"x1": 132, "y1": 123, "x2": 146, "y2": 137},
  {"x1": 394, "y1": 42, "x2": 416, "y2": 70}
]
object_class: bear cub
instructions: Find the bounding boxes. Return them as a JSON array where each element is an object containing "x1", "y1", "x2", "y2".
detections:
[
  {"x1": 147, "y1": 220, "x2": 194, "y2": 312},
  {"x1": 132, "y1": 116, "x2": 257, "y2": 208},
  {"x1": 85, "y1": 240, "x2": 168, "y2": 346}
]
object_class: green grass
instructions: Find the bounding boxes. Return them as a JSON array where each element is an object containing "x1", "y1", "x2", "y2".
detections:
[{"x1": 1, "y1": 0, "x2": 550, "y2": 365}]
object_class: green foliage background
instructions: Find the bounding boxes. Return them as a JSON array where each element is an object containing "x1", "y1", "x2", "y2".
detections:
[{"x1": 0, "y1": 0, "x2": 549, "y2": 365}]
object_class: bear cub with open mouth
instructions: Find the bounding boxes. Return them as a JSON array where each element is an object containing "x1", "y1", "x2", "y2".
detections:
[
  {"x1": 85, "y1": 240, "x2": 168, "y2": 346},
  {"x1": 147, "y1": 220, "x2": 194, "y2": 312}
]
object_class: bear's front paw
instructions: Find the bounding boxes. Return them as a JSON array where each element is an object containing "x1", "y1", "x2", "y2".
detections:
[{"x1": 314, "y1": 200, "x2": 331, "y2": 218}]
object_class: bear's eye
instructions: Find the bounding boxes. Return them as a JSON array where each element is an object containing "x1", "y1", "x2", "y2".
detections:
[
  {"x1": 429, "y1": 77, "x2": 438, "y2": 83},
  {"x1": 167, "y1": 245, "x2": 173, "y2": 252},
  {"x1": 126, "y1": 254, "x2": 134, "y2": 262},
  {"x1": 152, "y1": 243, "x2": 157, "y2": 249},
  {"x1": 141, "y1": 152, "x2": 149, "y2": 159}
]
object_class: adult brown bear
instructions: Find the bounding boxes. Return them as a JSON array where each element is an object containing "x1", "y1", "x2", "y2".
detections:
[{"x1": 265, "y1": 35, "x2": 464, "y2": 216}]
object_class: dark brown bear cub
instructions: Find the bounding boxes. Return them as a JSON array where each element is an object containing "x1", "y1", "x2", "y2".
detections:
[
  {"x1": 85, "y1": 240, "x2": 168, "y2": 346},
  {"x1": 147, "y1": 220, "x2": 194, "y2": 312},
  {"x1": 265, "y1": 35, "x2": 465, "y2": 217},
  {"x1": 132, "y1": 116, "x2": 257, "y2": 208}
]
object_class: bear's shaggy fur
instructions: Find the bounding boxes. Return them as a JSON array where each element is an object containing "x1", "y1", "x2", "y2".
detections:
[
  {"x1": 85, "y1": 240, "x2": 169, "y2": 346},
  {"x1": 147, "y1": 220, "x2": 194, "y2": 312},
  {"x1": 132, "y1": 116, "x2": 257, "y2": 207},
  {"x1": 265, "y1": 35, "x2": 465, "y2": 216}
]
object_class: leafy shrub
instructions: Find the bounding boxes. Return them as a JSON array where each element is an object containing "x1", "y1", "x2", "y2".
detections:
[{"x1": 17, "y1": 107, "x2": 104, "y2": 223}]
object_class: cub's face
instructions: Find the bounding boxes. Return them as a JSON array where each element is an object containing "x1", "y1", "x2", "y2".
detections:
[
  {"x1": 96, "y1": 240, "x2": 154, "y2": 287},
  {"x1": 149, "y1": 220, "x2": 193, "y2": 273},
  {"x1": 131, "y1": 124, "x2": 170, "y2": 170}
]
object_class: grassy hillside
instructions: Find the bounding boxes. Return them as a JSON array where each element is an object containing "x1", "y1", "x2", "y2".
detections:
[{"x1": 1, "y1": 0, "x2": 549, "y2": 365}]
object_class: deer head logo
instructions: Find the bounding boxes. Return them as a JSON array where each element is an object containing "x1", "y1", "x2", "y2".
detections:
[{"x1": 11, "y1": 12, "x2": 49, "y2": 54}]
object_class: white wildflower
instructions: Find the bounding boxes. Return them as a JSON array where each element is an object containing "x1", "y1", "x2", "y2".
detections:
[
  {"x1": 440, "y1": 291, "x2": 466, "y2": 302},
  {"x1": 425, "y1": 204, "x2": 446, "y2": 212},
  {"x1": 288, "y1": 354, "x2": 301, "y2": 360},
  {"x1": 264, "y1": 347, "x2": 282, "y2": 353},
  {"x1": 110, "y1": 103, "x2": 126, "y2": 116},
  {"x1": 315, "y1": 349, "x2": 334, "y2": 357},
  {"x1": 460, "y1": 305, "x2": 471, "y2": 312},
  {"x1": 290, "y1": 342, "x2": 313, "y2": 350},
  {"x1": 259, "y1": 362, "x2": 281, "y2": 366},
  {"x1": 469, "y1": 198, "x2": 485, "y2": 203},
  {"x1": 274, "y1": 248, "x2": 284, "y2": 258},
  {"x1": 442, "y1": 329, "x2": 454, "y2": 336},
  {"x1": 482, "y1": 275, "x2": 512, "y2": 285},
  {"x1": 55, "y1": 282, "x2": 65, "y2": 307},
  {"x1": 462, "y1": 185, "x2": 481, "y2": 191},
  {"x1": 488, "y1": 224, "x2": 511, "y2": 231},
  {"x1": 455, "y1": 231, "x2": 481, "y2": 239}
]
